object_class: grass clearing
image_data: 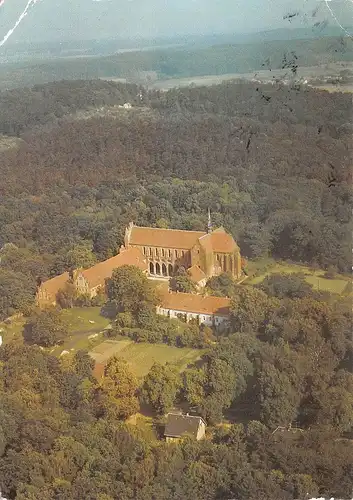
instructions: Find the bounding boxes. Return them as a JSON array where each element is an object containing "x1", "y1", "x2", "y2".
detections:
[
  {"x1": 245, "y1": 258, "x2": 350, "y2": 295},
  {"x1": 0, "y1": 317, "x2": 25, "y2": 344},
  {"x1": 89, "y1": 339, "x2": 204, "y2": 378},
  {"x1": 51, "y1": 307, "x2": 111, "y2": 355},
  {"x1": 0, "y1": 307, "x2": 110, "y2": 354},
  {"x1": 304, "y1": 275, "x2": 348, "y2": 294},
  {"x1": 61, "y1": 307, "x2": 110, "y2": 333}
]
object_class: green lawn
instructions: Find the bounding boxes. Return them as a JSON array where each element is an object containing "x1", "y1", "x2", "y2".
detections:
[
  {"x1": 61, "y1": 307, "x2": 110, "y2": 333},
  {"x1": 304, "y1": 275, "x2": 348, "y2": 294},
  {"x1": 51, "y1": 307, "x2": 111, "y2": 355},
  {"x1": 89, "y1": 339, "x2": 204, "y2": 378},
  {"x1": 245, "y1": 258, "x2": 350, "y2": 295},
  {"x1": 0, "y1": 307, "x2": 110, "y2": 352},
  {"x1": 0, "y1": 317, "x2": 25, "y2": 344}
]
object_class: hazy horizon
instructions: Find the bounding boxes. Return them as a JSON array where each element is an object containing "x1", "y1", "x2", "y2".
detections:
[{"x1": 0, "y1": 0, "x2": 352, "y2": 46}]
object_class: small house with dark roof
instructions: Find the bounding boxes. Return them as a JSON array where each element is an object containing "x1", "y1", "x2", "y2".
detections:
[{"x1": 164, "y1": 413, "x2": 206, "y2": 442}]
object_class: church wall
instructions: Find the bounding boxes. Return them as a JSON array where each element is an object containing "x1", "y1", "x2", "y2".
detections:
[
  {"x1": 133, "y1": 244, "x2": 190, "y2": 276},
  {"x1": 36, "y1": 287, "x2": 55, "y2": 306},
  {"x1": 213, "y1": 251, "x2": 242, "y2": 278},
  {"x1": 74, "y1": 274, "x2": 90, "y2": 295},
  {"x1": 190, "y1": 244, "x2": 202, "y2": 268},
  {"x1": 235, "y1": 250, "x2": 242, "y2": 278},
  {"x1": 203, "y1": 247, "x2": 214, "y2": 278}
]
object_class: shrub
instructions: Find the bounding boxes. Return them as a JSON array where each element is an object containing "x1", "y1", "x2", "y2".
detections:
[{"x1": 323, "y1": 265, "x2": 337, "y2": 279}]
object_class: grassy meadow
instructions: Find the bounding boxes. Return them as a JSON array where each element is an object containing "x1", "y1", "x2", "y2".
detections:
[
  {"x1": 0, "y1": 307, "x2": 110, "y2": 348},
  {"x1": 89, "y1": 339, "x2": 204, "y2": 378},
  {"x1": 245, "y1": 258, "x2": 351, "y2": 295}
]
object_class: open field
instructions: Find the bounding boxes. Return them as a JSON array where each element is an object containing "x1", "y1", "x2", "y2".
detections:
[
  {"x1": 89, "y1": 339, "x2": 204, "y2": 378},
  {"x1": 51, "y1": 307, "x2": 111, "y2": 355},
  {"x1": 148, "y1": 62, "x2": 353, "y2": 92},
  {"x1": 0, "y1": 307, "x2": 110, "y2": 347},
  {"x1": 61, "y1": 307, "x2": 110, "y2": 333},
  {"x1": 246, "y1": 258, "x2": 351, "y2": 295},
  {"x1": 0, "y1": 316, "x2": 26, "y2": 344}
]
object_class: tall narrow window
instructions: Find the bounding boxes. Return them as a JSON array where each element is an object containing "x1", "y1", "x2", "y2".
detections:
[{"x1": 162, "y1": 263, "x2": 167, "y2": 276}]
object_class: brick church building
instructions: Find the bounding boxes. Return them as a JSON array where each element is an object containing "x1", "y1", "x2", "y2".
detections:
[
  {"x1": 123, "y1": 221, "x2": 242, "y2": 282},
  {"x1": 36, "y1": 221, "x2": 241, "y2": 309}
]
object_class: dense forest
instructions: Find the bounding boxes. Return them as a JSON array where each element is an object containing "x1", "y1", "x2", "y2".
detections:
[
  {"x1": 0, "y1": 267, "x2": 352, "y2": 499},
  {"x1": 0, "y1": 79, "x2": 352, "y2": 498},
  {"x1": 0, "y1": 35, "x2": 352, "y2": 89},
  {"x1": 0, "y1": 80, "x2": 351, "y2": 300}
]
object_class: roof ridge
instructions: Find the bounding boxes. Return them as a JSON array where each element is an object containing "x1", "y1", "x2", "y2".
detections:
[
  {"x1": 167, "y1": 413, "x2": 204, "y2": 420},
  {"x1": 132, "y1": 225, "x2": 206, "y2": 234},
  {"x1": 165, "y1": 291, "x2": 228, "y2": 298},
  {"x1": 198, "y1": 233, "x2": 211, "y2": 240}
]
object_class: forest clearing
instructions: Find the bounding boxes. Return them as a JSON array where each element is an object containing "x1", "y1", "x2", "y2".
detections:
[
  {"x1": 89, "y1": 339, "x2": 204, "y2": 378},
  {"x1": 246, "y1": 258, "x2": 351, "y2": 295}
]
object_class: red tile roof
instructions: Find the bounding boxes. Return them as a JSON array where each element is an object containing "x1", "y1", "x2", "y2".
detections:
[
  {"x1": 37, "y1": 272, "x2": 70, "y2": 303},
  {"x1": 93, "y1": 362, "x2": 105, "y2": 381},
  {"x1": 82, "y1": 247, "x2": 148, "y2": 288},
  {"x1": 198, "y1": 233, "x2": 213, "y2": 254},
  {"x1": 188, "y1": 265, "x2": 206, "y2": 283},
  {"x1": 129, "y1": 226, "x2": 206, "y2": 249},
  {"x1": 129, "y1": 225, "x2": 239, "y2": 255},
  {"x1": 37, "y1": 248, "x2": 147, "y2": 305},
  {"x1": 160, "y1": 292, "x2": 230, "y2": 316},
  {"x1": 210, "y1": 228, "x2": 239, "y2": 253}
]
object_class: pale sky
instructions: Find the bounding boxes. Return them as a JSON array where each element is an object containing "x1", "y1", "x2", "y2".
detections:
[{"x1": 0, "y1": 0, "x2": 352, "y2": 43}]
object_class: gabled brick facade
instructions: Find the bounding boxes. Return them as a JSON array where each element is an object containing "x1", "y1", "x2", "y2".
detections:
[{"x1": 36, "y1": 247, "x2": 148, "y2": 307}]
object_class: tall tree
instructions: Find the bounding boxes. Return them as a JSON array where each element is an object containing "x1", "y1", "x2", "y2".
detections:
[
  {"x1": 259, "y1": 272, "x2": 314, "y2": 299},
  {"x1": 230, "y1": 287, "x2": 279, "y2": 333},
  {"x1": 206, "y1": 272, "x2": 236, "y2": 297},
  {"x1": 66, "y1": 243, "x2": 97, "y2": 270},
  {"x1": 99, "y1": 356, "x2": 139, "y2": 419},
  {"x1": 256, "y1": 361, "x2": 300, "y2": 429},
  {"x1": 0, "y1": 269, "x2": 36, "y2": 320},
  {"x1": 106, "y1": 265, "x2": 157, "y2": 315},
  {"x1": 142, "y1": 362, "x2": 181, "y2": 414},
  {"x1": 23, "y1": 308, "x2": 68, "y2": 347},
  {"x1": 170, "y1": 268, "x2": 197, "y2": 294},
  {"x1": 73, "y1": 350, "x2": 95, "y2": 380}
]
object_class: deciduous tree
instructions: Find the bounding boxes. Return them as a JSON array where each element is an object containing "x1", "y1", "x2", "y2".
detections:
[
  {"x1": 23, "y1": 308, "x2": 68, "y2": 347},
  {"x1": 142, "y1": 362, "x2": 181, "y2": 414},
  {"x1": 100, "y1": 356, "x2": 139, "y2": 419},
  {"x1": 106, "y1": 265, "x2": 157, "y2": 315}
]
